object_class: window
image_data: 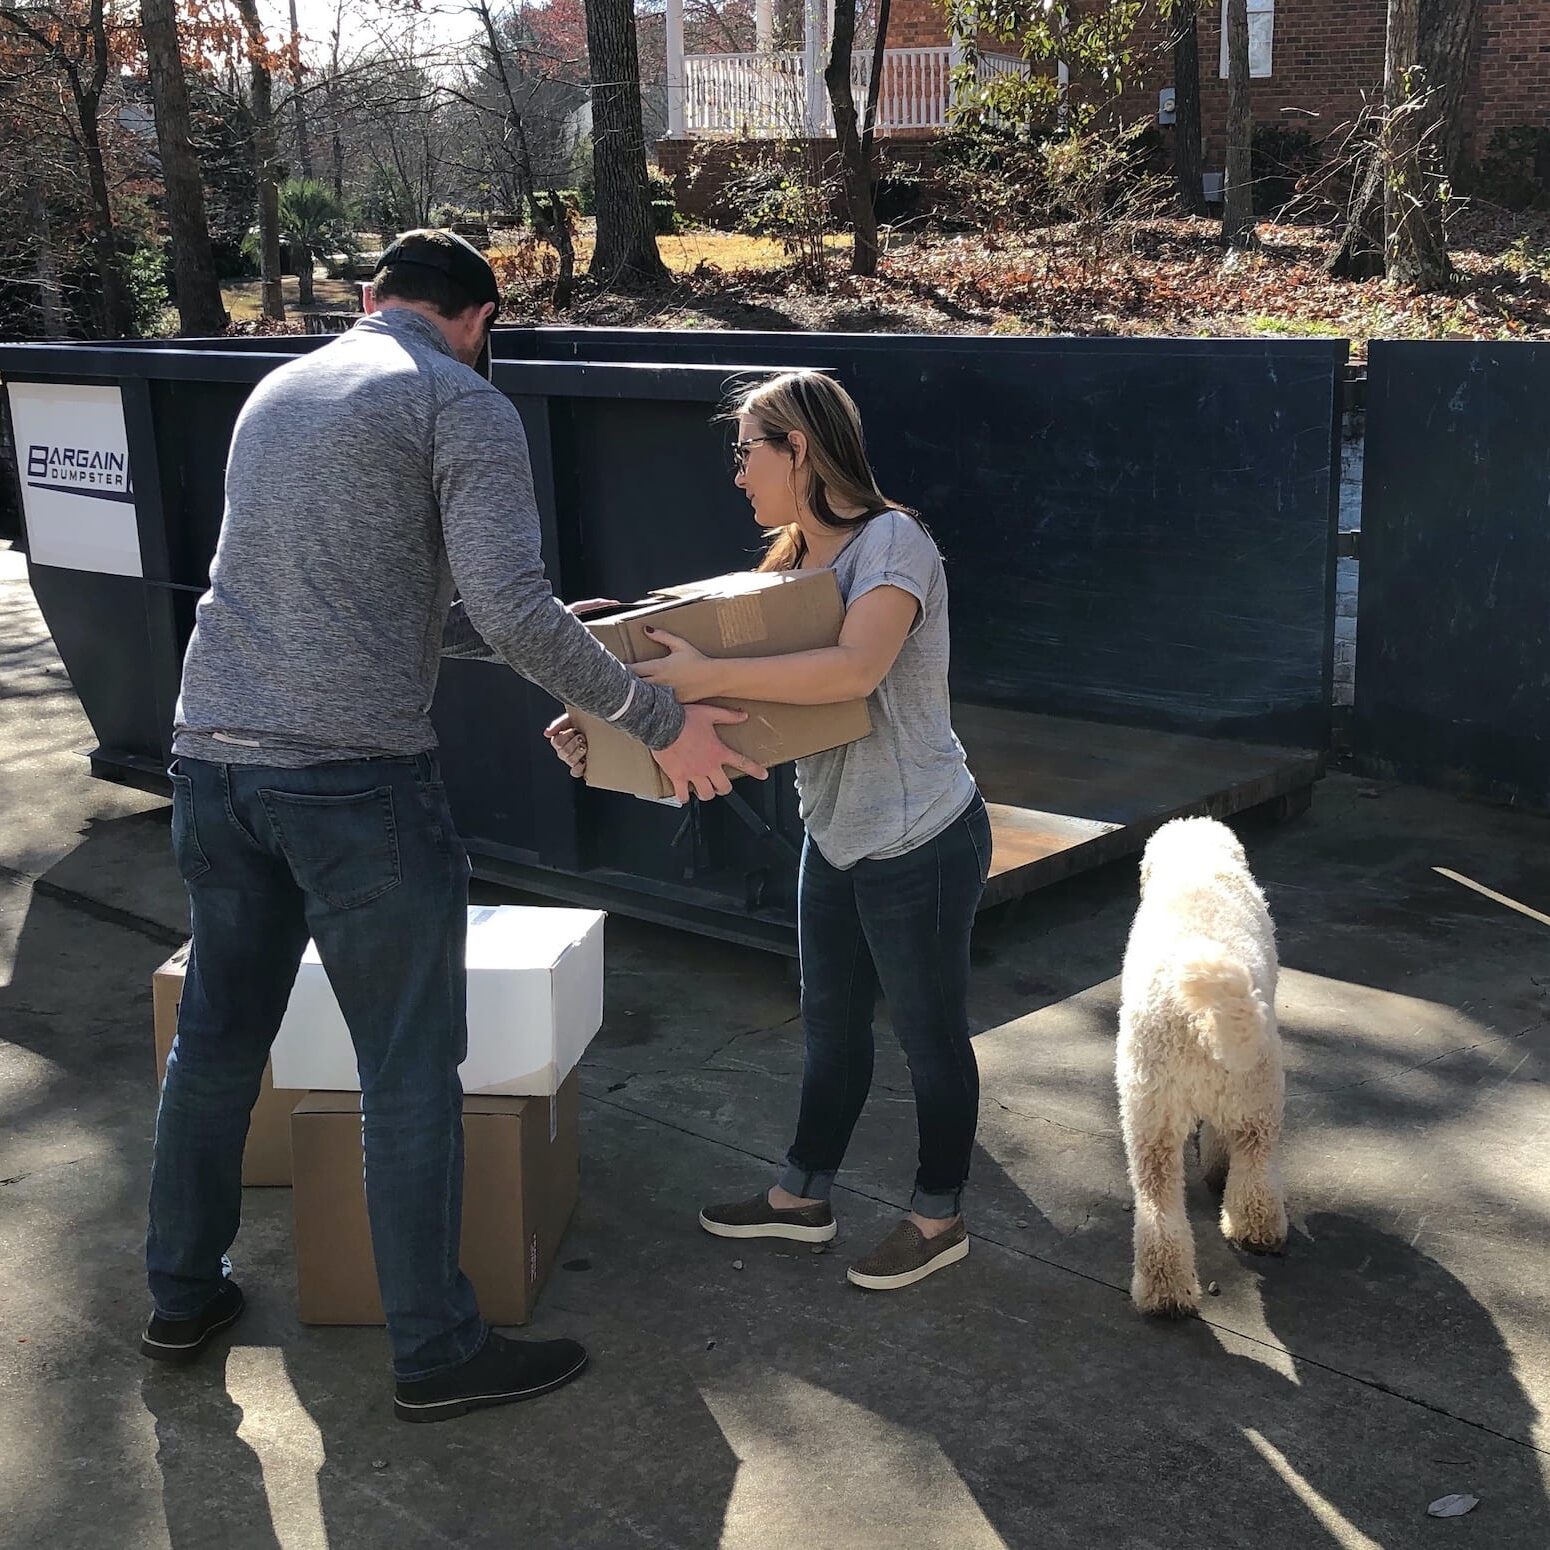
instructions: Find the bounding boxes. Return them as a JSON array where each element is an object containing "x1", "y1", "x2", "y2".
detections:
[{"x1": 1220, "y1": 0, "x2": 1274, "y2": 79}]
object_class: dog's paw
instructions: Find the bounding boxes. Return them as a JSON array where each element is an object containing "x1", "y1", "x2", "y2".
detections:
[
  {"x1": 1132, "y1": 1265, "x2": 1202, "y2": 1318},
  {"x1": 1133, "y1": 1285, "x2": 1201, "y2": 1319},
  {"x1": 1229, "y1": 1233, "x2": 1288, "y2": 1257},
  {"x1": 1221, "y1": 1195, "x2": 1288, "y2": 1254}
]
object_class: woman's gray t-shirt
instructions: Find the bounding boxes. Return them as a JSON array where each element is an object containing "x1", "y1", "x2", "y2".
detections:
[{"x1": 795, "y1": 511, "x2": 977, "y2": 869}]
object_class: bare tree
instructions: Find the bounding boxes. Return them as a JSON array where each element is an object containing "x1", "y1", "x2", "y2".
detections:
[
  {"x1": 1, "y1": 0, "x2": 134, "y2": 334},
  {"x1": 287, "y1": 0, "x2": 315, "y2": 178},
  {"x1": 1418, "y1": 0, "x2": 1482, "y2": 187},
  {"x1": 234, "y1": 0, "x2": 285, "y2": 320},
  {"x1": 21, "y1": 178, "x2": 67, "y2": 337},
  {"x1": 1383, "y1": 0, "x2": 1450, "y2": 287},
  {"x1": 1221, "y1": 0, "x2": 1256, "y2": 247},
  {"x1": 585, "y1": 0, "x2": 668, "y2": 286},
  {"x1": 823, "y1": 0, "x2": 879, "y2": 276},
  {"x1": 467, "y1": 0, "x2": 575, "y2": 306},
  {"x1": 141, "y1": 0, "x2": 229, "y2": 334},
  {"x1": 327, "y1": 0, "x2": 346, "y2": 198},
  {"x1": 1170, "y1": 0, "x2": 1206, "y2": 216}
]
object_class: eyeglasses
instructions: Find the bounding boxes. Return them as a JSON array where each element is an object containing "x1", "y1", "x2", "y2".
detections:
[{"x1": 732, "y1": 433, "x2": 787, "y2": 472}]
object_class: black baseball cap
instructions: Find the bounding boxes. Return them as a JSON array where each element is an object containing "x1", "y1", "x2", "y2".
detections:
[{"x1": 374, "y1": 228, "x2": 500, "y2": 375}]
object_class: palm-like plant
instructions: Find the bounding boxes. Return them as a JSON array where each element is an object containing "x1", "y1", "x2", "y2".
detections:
[{"x1": 278, "y1": 178, "x2": 345, "y2": 307}]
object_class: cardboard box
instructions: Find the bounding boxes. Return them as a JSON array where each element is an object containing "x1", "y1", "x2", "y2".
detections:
[
  {"x1": 290, "y1": 1072, "x2": 580, "y2": 1326},
  {"x1": 566, "y1": 569, "x2": 873, "y2": 800},
  {"x1": 153, "y1": 944, "x2": 301, "y2": 1188},
  {"x1": 270, "y1": 906, "x2": 604, "y2": 1096}
]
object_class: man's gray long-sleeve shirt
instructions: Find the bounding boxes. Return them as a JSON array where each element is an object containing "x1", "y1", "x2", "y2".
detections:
[{"x1": 173, "y1": 308, "x2": 684, "y2": 766}]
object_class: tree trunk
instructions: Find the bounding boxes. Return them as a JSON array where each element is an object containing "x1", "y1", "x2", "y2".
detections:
[
  {"x1": 288, "y1": 0, "x2": 315, "y2": 179},
  {"x1": 22, "y1": 179, "x2": 67, "y2": 338},
  {"x1": 236, "y1": 0, "x2": 286, "y2": 321},
  {"x1": 1384, "y1": 0, "x2": 1451, "y2": 287},
  {"x1": 61, "y1": 1, "x2": 134, "y2": 336},
  {"x1": 328, "y1": 0, "x2": 345, "y2": 200},
  {"x1": 1328, "y1": 145, "x2": 1386, "y2": 278},
  {"x1": 473, "y1": 1, "x2": 574, "y2": 307},
  {"x1": 1418, "y1": 0, "x2": 1482, "y2": 187},
  {"x1": 75, "y1": 91, "x2": 134, "y2": 335},
  {"x1": 541, "y1": 188, "x2": 577, "y2": 311},
  {"x1": 1221, "y1": 0, "x2": 1256, "y2": 246},
  {"x1": 296, "y1": 243, "x2": 315, "y2": 305},
  {"x1": 585, "y1": 0, "x2": 669, "y2": 287},
  {"x1": 1171, "y1": 0, "x2": 1206, "y2": 216},
  {"x1": 141, "y1": 0, "x2": 229, "y2": 334},
  {"x1": 824, "y1": 0, "x2": 878, "y2": 276},
  {"x1": 860, "y1": 0, "x2": 891, "y2": 169}
]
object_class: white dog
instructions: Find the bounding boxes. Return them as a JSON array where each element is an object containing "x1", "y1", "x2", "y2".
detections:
[{"x1": 1116, "y1": 817, "x2": 1287, "y2": 1316}]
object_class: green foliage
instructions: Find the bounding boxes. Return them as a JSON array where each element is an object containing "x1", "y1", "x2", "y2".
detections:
[
  {"x1": 570, "y1": 135, "x2": 597, "y2": 214},
  {"x1": 937, "y1": 117, "x2": 1165, "y2": 254},
  {"x1": 279, "y1": 179, "x2": 347, "y2": 246},
  {"x1": 121, "y1": 241, "x2": 171, "y2": 336},
  {"x1": 528, "y1": 189, "x2": 584, "y2": 230},
  {"x1": 722, "y1": 148, "x2": 840, "y2": 284},
  {"x1": 940, "y1": 0, "x2": 1147, "y2": 133}
]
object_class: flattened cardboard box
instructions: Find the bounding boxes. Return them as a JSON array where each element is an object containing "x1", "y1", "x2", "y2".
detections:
[
  {"x1": 565, "y1": 570, "x2": 872, "y2": 800},
  {"x1": 290, "y1": 1072, "x2": 580, "y2": 1326},
  {"x1": 154, "y1": 944, "x2": 300, "y2": 1187}
]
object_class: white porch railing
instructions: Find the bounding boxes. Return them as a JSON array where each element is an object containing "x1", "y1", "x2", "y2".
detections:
[{"x1": 682, "y1": 47, "x2": 1028, "y2": 137}]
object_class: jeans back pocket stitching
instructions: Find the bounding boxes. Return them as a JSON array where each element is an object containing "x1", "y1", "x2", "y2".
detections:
[
  {"x1": 256, "y1": 786, "x2": 402, "y2": 909},
  {"x1": 169, "y1": 773, "x2": 213, "y2": 881}
]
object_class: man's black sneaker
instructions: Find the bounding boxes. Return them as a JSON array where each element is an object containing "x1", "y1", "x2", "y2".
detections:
[
  {"x1": 141, "y1": 1279, "x2": 245, "y2": 1365},
  {"x1": 393, "y1": 1332, "x2": 590, "y2": 1424}
]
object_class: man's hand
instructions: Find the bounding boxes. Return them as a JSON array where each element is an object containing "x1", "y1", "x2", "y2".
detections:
[
  {"x1": 652, "y1": 704, "x2": 768, "y2": 803},
  {"x1": 543, "y1": 712, "x2": 588, "y2": 779}
]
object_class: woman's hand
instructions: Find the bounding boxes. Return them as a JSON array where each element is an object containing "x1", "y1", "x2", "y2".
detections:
[
  {"x1": 634, "y1": 627, "x2": 723, "y2": 704},
  {"x1": 543, "y1": 712, "x2": 588, "y2": 779}
]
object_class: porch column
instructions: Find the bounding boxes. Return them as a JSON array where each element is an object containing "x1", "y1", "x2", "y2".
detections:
[
  {"x1": 755, "y1": 0, "x2": 774, "y2": 51},
  {"x1": 804, "y1": 0, "x2": 825, "y2": 132},
  {"x1": 666, "y1": 0, "x2": 686, "y2": 137}
]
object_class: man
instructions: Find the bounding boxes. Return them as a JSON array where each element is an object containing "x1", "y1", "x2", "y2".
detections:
[{"x1": 143, "y1": 229, "x2": 763, "y2": 1423}]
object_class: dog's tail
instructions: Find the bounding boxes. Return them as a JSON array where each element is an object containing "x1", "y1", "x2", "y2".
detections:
[{"x1": 1174, "y1": 941, "x2": 1269, "y2": 1071}]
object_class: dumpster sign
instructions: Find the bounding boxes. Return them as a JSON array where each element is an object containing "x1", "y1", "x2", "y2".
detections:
[{"x1": 6, "y1": 382, "x2": 142, "y2": 577}]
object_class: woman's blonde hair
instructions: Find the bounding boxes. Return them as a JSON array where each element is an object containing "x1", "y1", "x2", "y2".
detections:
[{"x1": 723, "y1": 370, "x2": 915, "y2": 572}]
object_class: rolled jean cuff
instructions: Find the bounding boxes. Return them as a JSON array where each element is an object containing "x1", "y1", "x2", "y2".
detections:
[
  {"x1": 777, "y1": 1158, "x2": 836, "y2": 1203},
  {"x1": 910, "y1": 1184, "x2": 963, "y2": 1220},
  {"x1": 392, "y1": 1318, "x2": 491, "y2": 1384}
]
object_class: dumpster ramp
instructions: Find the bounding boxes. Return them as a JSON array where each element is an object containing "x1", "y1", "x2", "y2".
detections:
[{"x1": 957, "y1": 703, "x2": 1323, "y2": 909}]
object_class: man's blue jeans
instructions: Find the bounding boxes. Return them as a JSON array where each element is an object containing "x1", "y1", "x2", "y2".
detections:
[{"x1": 147, "y1": 752, "x2": 487, "y2": 1380}]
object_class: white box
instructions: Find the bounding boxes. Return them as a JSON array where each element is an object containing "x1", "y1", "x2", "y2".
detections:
[{"x1": 269, "y1": 906, "x2": 605, "y2": 1096}]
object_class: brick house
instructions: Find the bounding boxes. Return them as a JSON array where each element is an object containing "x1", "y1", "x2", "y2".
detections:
[{"x1": 657, "y1": 0, "x2": 1550, "y2": 206}]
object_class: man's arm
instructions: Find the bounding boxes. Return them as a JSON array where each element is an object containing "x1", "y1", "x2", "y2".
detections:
[
  {"x1": 432, "y1": 389, "x2": 684, "y2": 749},
  {"x1": 441, "y1": 596, "x2": 501, "y2": 662}
]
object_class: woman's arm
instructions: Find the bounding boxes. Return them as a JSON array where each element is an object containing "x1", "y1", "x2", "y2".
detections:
[{"x1": 635, "y1": 584, "x2": 920, "y2": 705}]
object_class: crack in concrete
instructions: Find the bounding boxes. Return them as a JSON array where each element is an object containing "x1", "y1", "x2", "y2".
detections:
[
  {"x1": 990, "y1": 1097, "x2": 1117, "y2": 1139},
  {"x1": 1290, "y1": 1019, "x2": 1547, "y2": 1104},
  {"x1": 0, "y1": 1155, "x2": 87, "y2": 1187}
]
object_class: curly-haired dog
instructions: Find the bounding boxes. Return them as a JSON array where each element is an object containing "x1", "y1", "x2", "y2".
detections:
[{"x1": 1116, "y1": 817, "x2": 1287, "y2": 1316}]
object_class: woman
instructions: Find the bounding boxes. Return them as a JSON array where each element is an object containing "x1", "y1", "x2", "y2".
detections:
[{"x1": 547, "y1": 369, "x2": 991, "y2": 1292}]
